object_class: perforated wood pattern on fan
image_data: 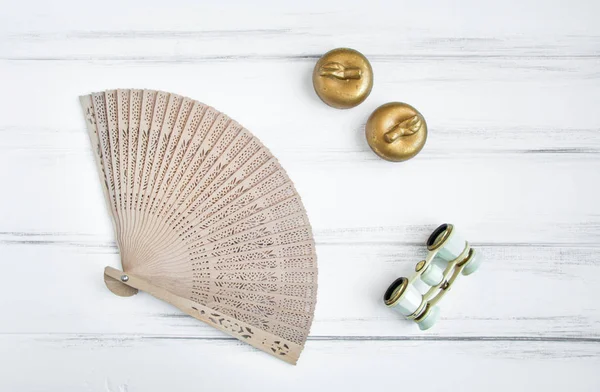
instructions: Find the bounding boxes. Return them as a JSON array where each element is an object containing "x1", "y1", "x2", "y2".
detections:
[{"x1": 80, "y1": 90, "x2": 318, "y2": 364}]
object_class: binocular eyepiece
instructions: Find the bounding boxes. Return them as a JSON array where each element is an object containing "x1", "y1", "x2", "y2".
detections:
[{"x1": 383, "y1": 223, "x2": 482, "y2": 330}]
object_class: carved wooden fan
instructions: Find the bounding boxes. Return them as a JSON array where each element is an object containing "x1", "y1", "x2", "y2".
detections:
[{"x1": 80, "y1": 89, "x2": 318, "y2": 364}]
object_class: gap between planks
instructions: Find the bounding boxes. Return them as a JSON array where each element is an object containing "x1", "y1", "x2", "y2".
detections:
[
  {"x1": 3, "y1": 233, "x2": 600, "y2": 249},
  {"x1": 2, "y1": 332, "x2": 599, "y2": 344},
  {"x1": 4, "y1": 55, "x2": 600, "y2": 63}
]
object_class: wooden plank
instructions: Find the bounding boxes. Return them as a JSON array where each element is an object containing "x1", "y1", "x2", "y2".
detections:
[
  {"x1": 1, "y1": 242, "x2": 598, "y2": 338},
  {"x1": 0, "y1": 335, "x2": 598, "y2": 391},
  {"x1": 1, "y1": 61, "x2": 598, "y2": 133},
  {"x1": 1, "y1": 143, "x2": 599, "y2": 243},
  {"x1": 1, "y1": 1, "x2": 598, "y2": 60}
]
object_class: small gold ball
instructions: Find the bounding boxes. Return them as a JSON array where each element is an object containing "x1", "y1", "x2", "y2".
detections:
[
  {"x1": 365, "y1": 102, "x2": 427, "y2": 162},
  {"x1": 312, "y1": 48, "x2": 373, "y2": 109},
  {"x1": 416, "y1": 260, "x2": 426, "y2": 272}
]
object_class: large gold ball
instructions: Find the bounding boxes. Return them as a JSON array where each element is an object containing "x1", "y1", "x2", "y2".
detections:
[
  {"x1": 312, "y1": 48, "x2": 373, "y2": 109},
  {"x1": 365, "y1": 102, "x2": 427, "y2": 162}
]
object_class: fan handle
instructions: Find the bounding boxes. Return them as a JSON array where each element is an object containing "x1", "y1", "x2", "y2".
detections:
[{"x1": 103, "y1": 266, "x2": 302, "y2": 365}]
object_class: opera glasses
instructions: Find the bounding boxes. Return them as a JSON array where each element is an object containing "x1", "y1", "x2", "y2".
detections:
[{"x1": 383, "y1": 223, "x2": 482, "y2": 330}]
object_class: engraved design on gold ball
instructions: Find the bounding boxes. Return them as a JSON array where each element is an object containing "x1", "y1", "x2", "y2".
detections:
[
  {"x1": 312, "y1": 48, "x2": 373, "y2": 109},
  {"x1": 365, "y1": 102, "x2": 427, "y2": 162}
]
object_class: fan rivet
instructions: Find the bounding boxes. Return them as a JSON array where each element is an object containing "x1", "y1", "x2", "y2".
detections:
[{"x1": 120, "y1": 275, "x2": 129, "y2": 282}]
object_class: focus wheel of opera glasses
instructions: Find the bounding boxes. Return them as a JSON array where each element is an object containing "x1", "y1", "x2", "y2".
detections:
[{"x1": 383, "y1": 223, "x2": 483, "y2": 330}]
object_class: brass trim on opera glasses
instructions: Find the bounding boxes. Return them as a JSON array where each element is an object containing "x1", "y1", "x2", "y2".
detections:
[
  {"x1": 383, "y1": 224, "x2": 483, "y2": 330},
  {"x1": 312, "y1": 48, "x2": 373, "y2": 109},
  {"x1": 366, "y1": 102, "x2": 427, "y2": 162}
]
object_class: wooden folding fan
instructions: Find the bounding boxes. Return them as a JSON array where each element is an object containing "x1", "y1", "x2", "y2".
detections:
[{"x1": 80, "y1": 89, "x2": 318, "y2": 364}]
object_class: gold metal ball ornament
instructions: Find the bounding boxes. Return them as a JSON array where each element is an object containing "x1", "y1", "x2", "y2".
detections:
[
  {"x1": 312, "y1": 48, "x2": 373, "y2": 109},
  {"x1": 365, "y1": 102, "x2": 427, "y2": 162}
]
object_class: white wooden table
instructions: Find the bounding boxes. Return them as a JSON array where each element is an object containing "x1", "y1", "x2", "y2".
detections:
[{"x1": 1, "y1": 0, "x2": 599, "y2": 390}]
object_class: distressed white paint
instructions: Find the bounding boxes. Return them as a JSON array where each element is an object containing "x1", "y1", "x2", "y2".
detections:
[{"x1": 0, "y1": 0, "x2": 599, "y2": 391}]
